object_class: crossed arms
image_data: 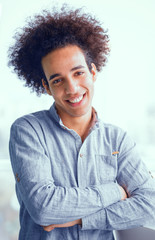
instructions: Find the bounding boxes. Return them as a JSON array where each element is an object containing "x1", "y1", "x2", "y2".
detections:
[
  {"x1": 9, "y1": 118, "x2": 155, "y2": 232},
  {"x1": 43, "y1": 186, "x2": 127, "y2": 232}
]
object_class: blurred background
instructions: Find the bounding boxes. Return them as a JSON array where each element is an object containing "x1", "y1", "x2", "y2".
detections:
[{"x1": 0, "y1": 0, "x2": 155, "y2": 238}]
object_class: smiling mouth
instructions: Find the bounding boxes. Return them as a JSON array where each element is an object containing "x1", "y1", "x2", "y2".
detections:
[{"x1": 66, "y1": 93, "x2": 86, "y2": 104}]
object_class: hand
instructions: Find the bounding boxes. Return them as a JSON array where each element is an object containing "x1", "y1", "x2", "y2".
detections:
[
  {"x1": 119, "y1": 185, "x2": 128, "y2": 200},
  {"x1": 43, "y1": 219, "x2": 82, "y2": 232}
]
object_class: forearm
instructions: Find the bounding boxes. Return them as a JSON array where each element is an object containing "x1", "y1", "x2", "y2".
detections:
[
  {"x1": 43, "y1": 219, "x2": 82, "y2": 232},
  {"x1": 82, "y1": 177, "x2": 155, "y2": 230},
  {"x1": 42, "y1": 185, "x2": 127, "y2": 232},
  {"x1": 16, "y1": 179, "x2": 121, "y2": 226}
]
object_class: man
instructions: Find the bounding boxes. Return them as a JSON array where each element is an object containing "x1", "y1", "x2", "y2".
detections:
[{"x1": 8, "y1": 6, "x2": 155, "y2": 240}]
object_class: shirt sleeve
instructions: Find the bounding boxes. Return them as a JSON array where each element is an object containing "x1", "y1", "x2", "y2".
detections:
[
  {"x1": 9, "y1": 117, "x2": 121, "y2": 226},
  {"x1": 82, "y1": 132, "x2": 155, "y2": 230}
]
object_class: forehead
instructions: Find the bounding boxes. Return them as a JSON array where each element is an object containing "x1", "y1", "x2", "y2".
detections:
[{"x1": 41, "y1": 45, "x2": 87, "y2": 71}]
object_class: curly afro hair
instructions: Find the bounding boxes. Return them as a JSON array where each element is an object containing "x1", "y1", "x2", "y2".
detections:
[{"x1": 8, "y1": 5, "x2": 110, "y2": 95}]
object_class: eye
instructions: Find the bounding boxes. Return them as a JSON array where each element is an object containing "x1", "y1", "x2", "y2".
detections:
[
  {"x1": 52, "y1": 78, "x2": 62, "y2": 85},
  {"x1": 75, "y1": 71, "x2": 84, "y2": 76}
]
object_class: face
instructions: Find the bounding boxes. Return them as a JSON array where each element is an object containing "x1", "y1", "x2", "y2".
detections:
[{"x1": 41, "y1": 45, "x2": 96, "y2": 121}]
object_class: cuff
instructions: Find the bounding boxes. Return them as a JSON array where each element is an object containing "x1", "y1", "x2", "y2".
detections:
[
  {"x1": 81, "y1": 209, "x2": 107, "y2": 230},
  {"x1": 97, "y1": 182, "x2": 121, "y2": 208}
]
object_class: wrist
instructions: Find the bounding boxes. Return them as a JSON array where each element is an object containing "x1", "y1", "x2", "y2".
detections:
[{"x1": 119, "y1": 186, "x2": 127, "y2": 200}]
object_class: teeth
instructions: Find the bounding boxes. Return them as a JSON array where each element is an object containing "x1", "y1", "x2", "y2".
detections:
[{"x1": 69, "y1": 95, "x2": 83, "y2": 103}]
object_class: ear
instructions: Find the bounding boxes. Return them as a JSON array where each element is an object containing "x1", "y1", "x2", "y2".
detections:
[
  {"x1": 91, "y1": 63, "x2": 97, "y2": 82},
  {"x1": 42, "y1": 79, "x2": 52, "y2": 96}
]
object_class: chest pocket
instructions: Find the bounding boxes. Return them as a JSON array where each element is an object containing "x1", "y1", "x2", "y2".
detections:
[{"x1": 95, "y1": 155, "x2": 117, "y2": 183}]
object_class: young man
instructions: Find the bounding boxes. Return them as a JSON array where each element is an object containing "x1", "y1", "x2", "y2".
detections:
[{"x1": 8, "y1": 6, "x2": 155, "y2": 240}]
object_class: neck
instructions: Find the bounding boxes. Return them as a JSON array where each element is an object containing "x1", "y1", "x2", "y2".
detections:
[{"x1": 58, "y1": 109, "x2": 93, "y2": 141}]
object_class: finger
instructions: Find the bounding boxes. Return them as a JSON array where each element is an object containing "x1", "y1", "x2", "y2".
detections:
[{"x1": 43, "y1": 226, "x2": 55, "y2": 232}]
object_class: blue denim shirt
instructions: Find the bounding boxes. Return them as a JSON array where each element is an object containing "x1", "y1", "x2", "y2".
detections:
[{"x1": 9, "y1": 103, "x2": 155, "y2": 240}]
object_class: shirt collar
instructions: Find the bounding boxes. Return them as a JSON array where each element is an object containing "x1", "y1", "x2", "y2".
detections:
[
  {"x1": 49, "y1": 102, "x2": 99, "y2": 129},
  {"x1": 49, "y1": 102, "x2": 61, "y2": 123}
]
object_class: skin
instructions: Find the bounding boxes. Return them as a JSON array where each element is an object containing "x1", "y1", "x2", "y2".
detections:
[
  {"x1": 41, "y1": 44, "x2": 127, "y2": 231},
  {"x1": 41, "y1": 45, "x2": 96, "y2": 141}
]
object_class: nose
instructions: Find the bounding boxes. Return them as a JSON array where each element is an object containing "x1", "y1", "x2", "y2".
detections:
[{"x1": 65, "y1": 77, "x2": 79, "y2": 95}]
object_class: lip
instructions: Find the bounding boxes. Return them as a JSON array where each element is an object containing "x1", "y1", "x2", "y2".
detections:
[
  {"x1": 65, "y1": 93, "x2": 86, "y2": 107},
  {"x1": 67, "y1": 94, "x2": 84, "y2": 102}
]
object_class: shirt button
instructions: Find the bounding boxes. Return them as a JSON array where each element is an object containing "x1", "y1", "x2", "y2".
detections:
[
  {"x1": 17, "y1": 177, "x2": 20, "y2": 182},
  {"x1": 15, "y1": 173, "x2": 20, "y2": 182},
  {"x1": 80, "y1": 154, "x2": 83, "y2": 158},
  {"x1": 149, "y1": 171, "x2": 154, "y2": 178}
]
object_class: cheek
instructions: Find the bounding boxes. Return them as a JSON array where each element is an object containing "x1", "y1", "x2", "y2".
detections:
[
  {"x1": 84, "y1": 77, "x2": 95, "y2": 93},
  {"x1": 49, "y1": 87, "x2": 62, "y2": 100}
]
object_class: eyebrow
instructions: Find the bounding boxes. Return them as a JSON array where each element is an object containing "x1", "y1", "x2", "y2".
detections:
[
  {"x1": 49, "y1": 65, "x2": 85, "y2": 81},
  {"x1": 49, "y1": 74, "x2": 60, "y2": 81}
]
